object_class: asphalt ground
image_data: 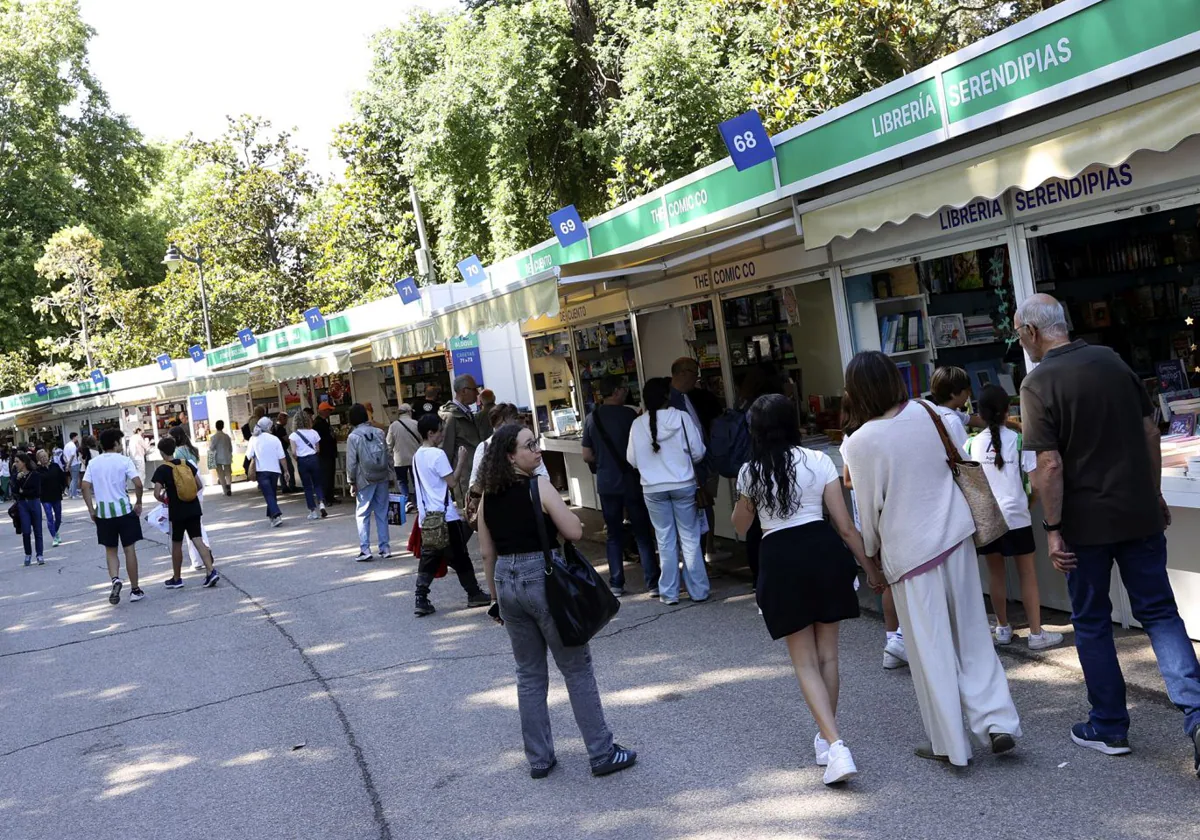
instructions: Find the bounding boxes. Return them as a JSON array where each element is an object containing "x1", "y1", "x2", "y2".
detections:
[{"x1": 2, "y1": 484, "x2": 1199, "y2": 840}]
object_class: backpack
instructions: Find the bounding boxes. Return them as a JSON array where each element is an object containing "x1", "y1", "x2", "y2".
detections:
[
  {"x1": 356, "y1": 427, "x2": 393, "y2": 484},
  {"x1": 168, "y1": 460, "x2": 199, "y2": 503},
  {"x1": 709, "y1": 408, "x2": 751, "y2": 478}
]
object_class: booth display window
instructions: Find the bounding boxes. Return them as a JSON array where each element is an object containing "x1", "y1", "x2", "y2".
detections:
[
  {"x1": 572, "y1": 316, "x2": 639, "y2": 418},
  {"x1": 399, "y1": 355, "x2": 450, "y2": 403},
  {"x1": 526, "y1": 331, "x2": 576, "y2": 434},
  {"x1": 682, "y1": 301, "x2": 726, "y2": 409},
  {"x1": 846, "y1": 243, "x2": 1022, "y2": 402},
  {"x1": 1030, "y1": 204, "x2": 1200, "y2": 385}
]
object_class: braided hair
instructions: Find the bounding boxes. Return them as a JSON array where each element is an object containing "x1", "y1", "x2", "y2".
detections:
[
  {"x1": 641, "y1": 377, "x2": 672, "y2": 453},
  {"x1": 977, "y1": 384, "x2": 1010, "y2": 470}
]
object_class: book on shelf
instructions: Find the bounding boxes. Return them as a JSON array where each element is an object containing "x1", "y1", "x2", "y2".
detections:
[
  {"x1": 1157, "y1": 359, "x2": 1190, "y2": 393},
  {"x1": 753, "y1": 296, "x2": 776, "y2": 324},
  {"x1": 894, "y1": 361, "x2": 933, "y2": 399},
  {"x1": 931, "y1": 314, "x2": 966, "y2": 348},
  {"x1": 878, "y1": 310, "x2": 925, "y2": 353},
  {"x1": 1161, "y1": 433, "x2": 1200, "y2": 467},
  {"x1": 1167, "y1": 413, "x2": 1197, "y2": 438},
  {"x1": 962, "y1": 315, "x2": 996, "y2": 345}
]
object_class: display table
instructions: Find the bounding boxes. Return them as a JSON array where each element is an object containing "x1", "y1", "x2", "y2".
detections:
[
  {"x1": 540, "y1": 434, "x2": 597, "y2": 510},
  {"x1": 1159, "y1": 475, "x2": 1200, "y2": 641}
]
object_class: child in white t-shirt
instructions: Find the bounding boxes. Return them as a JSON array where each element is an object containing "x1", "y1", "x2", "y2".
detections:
[
  {"x1": 969, "y1": 385, "x2": 1063, "y2": 652},
  {"x1": 929, "y1": 366, "x2": 972, "y2": 460}
]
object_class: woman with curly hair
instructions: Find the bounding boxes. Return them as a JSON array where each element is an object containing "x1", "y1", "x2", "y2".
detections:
[
  {"x1": 477, "y1": 423, "x2": 637, "y2": 780},
  {"x1": 733, "y1": 394, "x2": 884, "y2": 786}
]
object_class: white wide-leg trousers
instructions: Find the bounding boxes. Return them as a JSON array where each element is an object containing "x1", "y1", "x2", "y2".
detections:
[{"x1": 891, "y1": 541, "x2": 1022, "y2": 766}]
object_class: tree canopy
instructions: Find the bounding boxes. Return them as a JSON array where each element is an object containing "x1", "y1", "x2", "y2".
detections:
[{"x1": 0, "y1": 0, "x2": 1057, "y2": 394}]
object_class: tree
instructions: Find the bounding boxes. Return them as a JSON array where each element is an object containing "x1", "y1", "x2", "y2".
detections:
[
  {"x1": 0, "y1": 0, "x2": 160, "y2": 351},
  {"x1": 32, "y1": 225, "x2": 119, "y2": 371}
]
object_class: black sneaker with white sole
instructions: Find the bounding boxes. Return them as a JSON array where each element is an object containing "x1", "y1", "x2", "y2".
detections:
[
  {"x1": 129, "y1": 588, "x2": 145, "y2": 602},
  {"x1": 108, "y1": 578, "x2": 122, "y2": 605},
  {"x1": 414, "y1": 595, "x2": 436, "y2": 617},
  {"x1": 1071, "y1": 722, "x2": 1131, "y2": 755},
  {"x1": 591, "y1": 743, "x2": 637, "y2": 777}
]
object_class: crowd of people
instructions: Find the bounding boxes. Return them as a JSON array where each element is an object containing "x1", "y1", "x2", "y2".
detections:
[{"x1": 11, "y1": 293, "x2": 1200, "y2": 786}]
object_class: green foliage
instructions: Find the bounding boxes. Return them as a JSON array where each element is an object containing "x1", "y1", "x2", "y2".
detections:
[{"x1": 0, "y1": 0, "x2": 159, "y2": 354}]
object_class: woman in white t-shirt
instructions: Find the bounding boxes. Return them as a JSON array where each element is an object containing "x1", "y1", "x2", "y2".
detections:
[
  {"x1": 969, "y1": 385, "x2": 1063, "y2": 652},
  {"x1": 732, "y1": 394, "x2": 884, "y2": 787},
  {"x1": 290, "y1": 411, "x2": 326, "y2": 520}
]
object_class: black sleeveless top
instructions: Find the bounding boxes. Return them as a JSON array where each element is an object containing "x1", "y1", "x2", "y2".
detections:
[{"x1": 483, "y1": 476, "x2": 559, "y2": 555}]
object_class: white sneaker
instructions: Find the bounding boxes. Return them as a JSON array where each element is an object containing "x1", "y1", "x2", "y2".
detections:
[
  {"x1": 883, "y1": 635, "x2": 908, "y2": 669},
  {"x1": 994, "y1": 624, "x2": 1014, "y2": 645},
  {"x1": 306, "y1": 510, "x2": 319, "y2": 520},
  {"x1": 823, "y1": 741, "x2": 857, "y2": 785},
  {"x1": 814, "y1": 732, "x2": 830, "y2": 766},
  {"x1": 1028, "y1": 629, "x2": 1064, "y2": 650},
  {"x1": 271, "y1": 516, "x2": 283, "y2": 528},
  {"x1": 355, "y1": 552, "x2": 372, "y2": 562}
]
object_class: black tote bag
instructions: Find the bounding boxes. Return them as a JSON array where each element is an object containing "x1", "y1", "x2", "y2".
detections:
[{"x1": 530, "y1": 478, "x2": 620, "y2": 647}]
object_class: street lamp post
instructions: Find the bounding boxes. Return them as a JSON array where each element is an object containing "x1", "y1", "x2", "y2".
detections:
[{"x1": 162, "y1": 243, "x2": 212, "y2": 349}]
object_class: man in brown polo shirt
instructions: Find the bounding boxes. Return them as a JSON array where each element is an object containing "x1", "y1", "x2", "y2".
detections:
[{"x1": 1016, "y1": 293, "x2": 1200, "y2": 775}]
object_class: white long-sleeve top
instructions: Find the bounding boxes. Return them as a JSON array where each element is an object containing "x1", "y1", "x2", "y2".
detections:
[
  {"x1": 842, "y1": 400, "x2": 975, "y2": 584},
  {"x1": 626, "y1": 407, "x2": 705, "y2": 494}
]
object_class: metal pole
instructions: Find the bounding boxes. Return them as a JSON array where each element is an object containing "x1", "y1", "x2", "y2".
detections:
[
  {"x1": 410, "y1": 183, "x2": 435, "y2": 284},
  {"x1": 194, "y1": 248, "x2": 212, "y2": 349},
  {"x1": 78, "y1": 270, "x2": 93, "y2": 370}
]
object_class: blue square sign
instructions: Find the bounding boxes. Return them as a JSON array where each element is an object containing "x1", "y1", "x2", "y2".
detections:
[
  {"x1": 394, "y1": 276, "x2": 421, "y2": 305},
  {"x1": 456, "y1": 255, "x2": 486, "y2": 287},
  {"x1": 303, "y1": 307, "x2": 326, "y2": 331},
  {"x1": 188, "y1": 345, "x2": 205, "y2": 363},
  {"x1": 718, "y1": 109, "x2": 775, "y2": 172},
  {"x1": 237, "y1": 328, "x2": 256, "y2": 349},
  {"x1": 548, "y1": 205, "x2": 587, "y2": 249},
  {"x1": 156, "y1": 353, "x2": 172, "y2": 371},
  {"x1": 34, "y1": 382, "x2": 48, "y2": 396},
  {"x1": 90, "y1": 369, "x2": 105, "y2": 386}
]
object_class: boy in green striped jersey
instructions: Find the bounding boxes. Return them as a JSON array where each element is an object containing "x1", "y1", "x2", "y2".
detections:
[{"x1": 82, "y1": 429, "x2": 145, "y2": 606}]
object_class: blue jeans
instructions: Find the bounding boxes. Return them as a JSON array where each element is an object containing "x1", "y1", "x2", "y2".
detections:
[
  {"x1": 643, "y1": 486, "x2": 709, "y2": 602},
  {"x1": 257, "y1": 472, "x2": 282, "y2": 518},
  {"x1": 599, "y1": 481, "x2": 658, "y2": 590},
  {"x1": 18, "y1": 499, "x2": 43, "y2": 557},
  {"x1": 296, "y1": 454, "x2": 324, "y2": 510},
  {"x1": 355, "y1": 480, "x2": 390, "y2": 556},
  {"x1": 1069, "y1": 532, "x2": 1200, "y2": 739},
  {"x1": 394, "y1": 465, "x2": 412, "y2": 498},
  {"x1": 68, "y1": 464, "x2": 81, "y2": 498},
  {"x1": 495, "y1": 550, "x2": 614, "y2": 770},
  {"x1": 41, "y1": 500, "x2": 61, "y2": 538}
]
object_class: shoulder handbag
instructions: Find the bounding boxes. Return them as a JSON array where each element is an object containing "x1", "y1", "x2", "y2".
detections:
[
  {"x1": 412, "y1": 451, "x2": 451, "y2": 550},
  {"x1": 916, "y1": 400, "x2": 1008, "y2": 547},
  {"x1": 531, "y1": 478, "x2": 620, "y2": 646},
  {"x1": 681, "y1": 418, "x2": 715, "y2": 509}
]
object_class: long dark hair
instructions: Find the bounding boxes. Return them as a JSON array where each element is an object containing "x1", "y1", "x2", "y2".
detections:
[
  {"x1": 744, "y1": 394, "x2": 809, "y2": 518},
  {"x1": 641, "y1": 377, "x2": 671, "y2": 453},
  {"x1": 844, "y1": 351, "x2": 908, "y2": 428},
  {"x1": 478, "y1": 424, "x2": 525, "y2": 495},
  {"x1": 977, "y1": 384, "x2": 1010, "y2": 470},
  {"x1": 168, "y1": 424, "x2": 198, "y2": 460}
]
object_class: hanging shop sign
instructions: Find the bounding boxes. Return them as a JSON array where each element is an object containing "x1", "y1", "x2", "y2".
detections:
[
  {"x1": 1011, "y1": 135, "x2": 1200, "y2": 219},
  {"x1": 188, "y1": 345, "x2": 205, "y2": 363},
  {"x1": 548, "y1": 205, "x2": 588, "y2": 248},
  {"x1": 156, "y1": 354, "x2": 172, "y2": 371},
  {"x1": 448, "y1": 334, "x2": 485, "y2": 387},
  {"x1": 394, "y1": 276, "x2": 421, "y2": 304},
  {"x1": 456, "y1": 255, "x2": 487, "y2": 286},
  {"x1": 627, "y1": 244, "x2": 828, "y2": 309},
  {"x1": 189, "y1": 395, "x2": 209, "y2": 422},
  {"x1": 34, "y1": 383, "x2": 47, "y2": 396},
  {"x1": 520, "y1": 292, "x2": 631, "y2": 335},
  {"x1": 237, "y1": 329, "x2": 256, "y2": 349},
  {"x1": 719, "y1": 110, "x2": 775, "y2": 172},
  {"x1": 303, "y1": 307, "x2": 326, "y2": 331},
  {"x1": 831, "y1": 195, "x2": 1010, "y2": 263}
]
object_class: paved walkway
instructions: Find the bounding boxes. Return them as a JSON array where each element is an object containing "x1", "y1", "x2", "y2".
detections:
[{"x1": 2, "y1": 484, "x2": 1198, "y2": 840}]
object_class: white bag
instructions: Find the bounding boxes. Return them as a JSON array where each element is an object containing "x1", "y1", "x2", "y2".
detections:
[{"x1": 145, "y1": 503, "x2": 170, "y2": 535}]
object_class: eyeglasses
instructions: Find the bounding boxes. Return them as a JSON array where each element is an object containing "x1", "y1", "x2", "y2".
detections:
[{"x1": 522, "y1": 439, "x2": 541, "y2": 453}]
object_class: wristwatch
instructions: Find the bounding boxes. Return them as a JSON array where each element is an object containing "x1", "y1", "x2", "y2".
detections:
[{"x1": 1042, "y1": 520, "x2": 1062, "y2": 532}]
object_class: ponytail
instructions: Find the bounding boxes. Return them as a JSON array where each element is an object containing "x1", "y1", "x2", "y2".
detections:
[
  {"x1": 641, "y1": 377, "x2": 672, "y2": 455},
  {"x1": 989, "y1": 420, "x2": 1006, "y2": 471},
  {"x1": 977, "y1": 384, "x2": 1010, "y2": 471}
]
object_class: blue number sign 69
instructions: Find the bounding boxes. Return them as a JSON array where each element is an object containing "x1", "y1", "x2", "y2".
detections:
[{"x1": 548, "y1": 205, "x2": 587, "y2": 249}]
